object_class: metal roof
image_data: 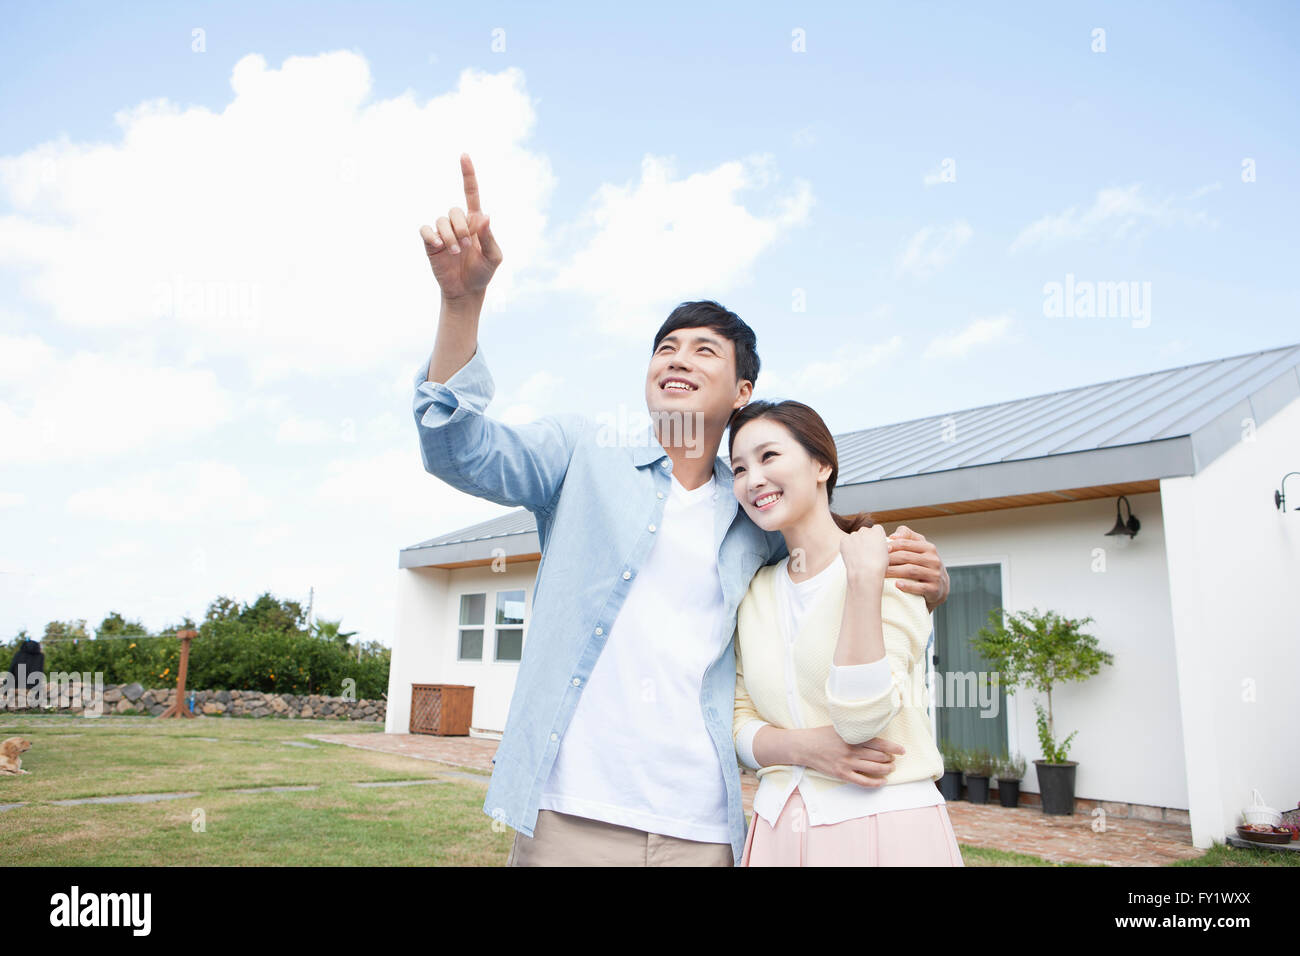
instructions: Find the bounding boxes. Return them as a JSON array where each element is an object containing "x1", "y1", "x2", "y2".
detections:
[{"x1": 402, "y1": 342, "x2": 1300, "y2": 565}]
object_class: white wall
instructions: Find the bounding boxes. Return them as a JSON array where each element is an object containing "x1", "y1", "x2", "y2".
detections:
[
  {"x1": 888, "y1": 491, "x2": 1189, "y2": 811},
  {"x1": 1160, "y1": 397, "x2": 1300, "y2": 848},
  {"x1": 387, "y1": 560, "x2": 539, "y2": 735}
]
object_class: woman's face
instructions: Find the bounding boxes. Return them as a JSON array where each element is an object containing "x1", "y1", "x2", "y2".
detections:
[{"x1": 730, "y1": 416, "x2": 832, "y2": 533}]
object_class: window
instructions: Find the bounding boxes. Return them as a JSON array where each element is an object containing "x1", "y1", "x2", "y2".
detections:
[
  {"x1": 494, "y1": 589, "x2": 525, "y2": 662},
  {"x1": 457, "y1": 593, "x2": 485, "y2": 661}
]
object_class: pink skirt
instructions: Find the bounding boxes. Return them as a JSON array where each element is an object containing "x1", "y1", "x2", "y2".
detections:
[{"x1": 741, "y1": 786, "x2": 965, "y2": 866}]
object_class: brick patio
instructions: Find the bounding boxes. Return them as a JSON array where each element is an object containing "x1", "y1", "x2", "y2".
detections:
[{"x1": 311, "y1": 732, "x2": 1205, "y2": 866}]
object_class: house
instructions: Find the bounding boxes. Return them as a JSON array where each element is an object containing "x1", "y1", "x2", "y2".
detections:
[{"x1": 389, "y1": 342, "x2": 1300, "y2": 850}]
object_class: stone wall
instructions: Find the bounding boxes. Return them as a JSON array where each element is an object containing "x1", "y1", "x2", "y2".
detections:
[{"x1": 3, "y1": 681, "x2": 385, "y2": 722}]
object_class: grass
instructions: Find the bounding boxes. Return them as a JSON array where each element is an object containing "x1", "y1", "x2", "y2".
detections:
[
  {"x1": 0, "y1": 712, "x2": 509, "y2": 866},
  {"x1": 4, "y1": 713, "x2": 1285, "y2": 866},
  {"x1": 1170, "y1": 842, "x2": 1300, "y2": 867}
]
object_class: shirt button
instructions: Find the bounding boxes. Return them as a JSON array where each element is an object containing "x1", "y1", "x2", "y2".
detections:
[
  {"x1": 661, "y1": 461, "x2": 670, "y2": 470},
  {"x1": 657, "y1": 491, "x2": 664, "y2": 499},
  {"x1": 550, "y1": 733, "x2": 558, "y2": 741},
  {"x1": 648, "y1": 524, "x2": 656, "y2": 532},
  {"x1": 595, "y1": 626, "x2": 603, "y2": 635},
  {"x1": 622, "y1": 570, "x2": 631, "y2": 580},
  {"x1": 572, "y1": 677, "x2": 581, "y2": 686}
]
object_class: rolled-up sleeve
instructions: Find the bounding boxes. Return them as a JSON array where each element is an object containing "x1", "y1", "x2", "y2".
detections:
[
  {"x1": 413, "y1": 344, "x2": 587, "y2": 515},
  {"x1": 733, "y1": 631, "x2": 770, "y2": 770},
  {"x1": 824, "y1": 580, "x2": 932, "y2": 745}
]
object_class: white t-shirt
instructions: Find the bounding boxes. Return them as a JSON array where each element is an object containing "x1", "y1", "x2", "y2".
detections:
[
  {"x1": 741, "y1": 552, "x2": 945, "y2": 825},
  {"x1": 538, "y1": 474, "x2": 731, "y2": 843}
]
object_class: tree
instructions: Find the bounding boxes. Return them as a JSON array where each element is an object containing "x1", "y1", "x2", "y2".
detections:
[
  {"x1": 240, "y1": 593, "x2": 307, "y2": 634},
  {"x1": 311, "y1": 618, "x2": 358, "y2": 652},
  {"x1": 972, "y1": 607, "x2": 1113, "y2": 764},
  {"x1": 97, "y1": 611, "x2": 149, "y2": 637}
]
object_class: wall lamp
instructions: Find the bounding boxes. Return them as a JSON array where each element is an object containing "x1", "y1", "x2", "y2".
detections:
[
  {"x1": 1105, "y1": 495, "x2": 1140, "y2": 538},
  {"x1": 1275, "y1": 472, "x2": 1300, "y2": 512}
]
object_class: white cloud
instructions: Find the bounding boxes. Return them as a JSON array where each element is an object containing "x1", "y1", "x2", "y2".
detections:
[
  {"x1": 550, "y1": 153, "x2": 814, "y2": 338},
  {"x1": 275, "y1": 415, "x2": 338, "y2": 445},
  {"x1": 311, "y1": 445, "x2": 511, "y2": 534},
  {"x1": 0, "y1": 332, "x2": 237, "y2": 466},
  {"x1": 923, "y1": 160, "x2": 955, "y2": 186},
  {"x1": 764, "y1": 335, "x2": 905, "y2": 395},
  {"x1": 923, "y1": 315, "x2": 1014, "y2": 359},
  {"x1": 896, "y1": 220, "x2": 972, "y2": 278},
  {"x1": 65, "y1": 460, "x2": 270, "y2": 523},
  {"x1": 1009, "y1": 184, "x2": 1217, "y2": 253},
  {"x1": 0, "y1": 53, "x2": 557, "y2": 385}
]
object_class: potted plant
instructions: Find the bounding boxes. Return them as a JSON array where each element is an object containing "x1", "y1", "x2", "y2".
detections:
[
  {"x1": 973, "y1": 607, "x2": 1113, "y2": 815},
  {"x1": 938, "y1": 742, "x2": 965, "y2": 801},
  {"x1": 995, "y1": 751, "x2": 1027, "y2": 808},
  {"x1": 964, "y1": 747, "x2": 995, "y2": 803}
]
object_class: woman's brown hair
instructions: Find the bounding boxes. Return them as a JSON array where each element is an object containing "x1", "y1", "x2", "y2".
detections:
[{"x1": 726, "y1": 399, "x2": 874, "y2": 533}]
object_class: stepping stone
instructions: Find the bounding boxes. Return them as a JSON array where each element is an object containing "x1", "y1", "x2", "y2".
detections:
[
  {"x1": 229, "y1": 785, "x2": 319, "y2": 793},
  {"x1": 429, "y1": 769, "x2": 493, "y2": 784},
  {"x1": 50, "y1": 791, "x2": 201, "y2": 806},
  {"x1": 0, "y1": 803, "x2": 27, "y2": 812},
  {"x1": 279, "y1": 740, "x2": 318, "y2": 748},
  {"x1": 353, "y1": 779, "x2": 447, "y2": 788}
]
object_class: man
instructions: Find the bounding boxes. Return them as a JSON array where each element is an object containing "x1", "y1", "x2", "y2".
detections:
[{"x1": 413, "y1": 154, "x2": 950, "y2": 866}]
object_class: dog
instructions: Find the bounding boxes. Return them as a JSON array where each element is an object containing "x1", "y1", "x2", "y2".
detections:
[{"x1": 0, "y1": 737, "x2": 32, "y2": 775}]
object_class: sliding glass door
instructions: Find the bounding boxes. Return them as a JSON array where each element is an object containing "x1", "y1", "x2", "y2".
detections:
[{"x1": 933, "y1": 563, "x2": 1008, "y2": 756}]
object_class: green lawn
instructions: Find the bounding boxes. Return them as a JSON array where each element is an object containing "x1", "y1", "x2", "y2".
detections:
[
  {"x1": 0, "y1": 713, "x2": 509, "y2": 866},
  {"x1": 2, "y1": 714, "x2": 1289, "y2": 866}
]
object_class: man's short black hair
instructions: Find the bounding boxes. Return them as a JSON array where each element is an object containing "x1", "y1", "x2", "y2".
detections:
[{"x1": 651, "y1": 300, "x2": 759, "y2": 388}]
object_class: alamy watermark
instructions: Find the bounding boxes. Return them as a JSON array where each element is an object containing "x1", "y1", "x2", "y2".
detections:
[
  {"x1": 594, "y1": 404, "x2": 706, "y2": 458},
  {"x1": 1, "y1": 667, "x2": 105, "y2": 715},
  {"x1": 1043, "y1": 273, "x2": 1151, "y2": 328}
]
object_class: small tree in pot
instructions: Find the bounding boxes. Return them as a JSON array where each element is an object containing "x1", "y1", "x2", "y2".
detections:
[
  {"x1": 938, "y1": 742, "x2": 965, "y2": 801},
  {"x1": 973, "y1": 608, "x2": 1113, "y2": 815},
  {"x1": 964, "y1": 747, "x2": 995, "y2": 804},
  {"x1": 995, "y1": 751, "x2": 1027, "y2": 808}
]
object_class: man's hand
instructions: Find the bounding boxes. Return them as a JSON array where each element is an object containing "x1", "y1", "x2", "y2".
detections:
[
  {"x1": 419, "y1": 153, "x2": 503, "y2": 301},
  {"x1": 884, "y1": 525, "x2": 950, "y2": 612},
  {"x1": 800, "y1": 726, "x2": 905, "y2": 788}
]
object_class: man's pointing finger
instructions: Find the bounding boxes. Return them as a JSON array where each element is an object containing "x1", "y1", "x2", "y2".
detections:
[{"x1": 461, "y1": 152, "x2": 482, "y2": 214}]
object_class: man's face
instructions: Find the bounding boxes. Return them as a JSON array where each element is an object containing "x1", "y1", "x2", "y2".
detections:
[{"x1": 644, "y1": 326, "x2": 752, "y2": 451}]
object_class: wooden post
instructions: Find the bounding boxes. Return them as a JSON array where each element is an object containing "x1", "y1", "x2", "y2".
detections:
[{"x1": 159, "y1": 629, "x2": 197, "y2": 719}]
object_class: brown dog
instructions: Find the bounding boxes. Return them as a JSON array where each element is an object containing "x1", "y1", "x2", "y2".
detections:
[{"x1": 0, "y1": 737, "x2": 32, "y2": 775}]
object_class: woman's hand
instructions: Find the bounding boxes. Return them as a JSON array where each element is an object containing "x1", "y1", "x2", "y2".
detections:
[
  {"x1": 801, "y1": 726, "x2": 904, "y2": 787},
  {"x1": 840, "y1": 525, "x2": 889, "y2": 585}
]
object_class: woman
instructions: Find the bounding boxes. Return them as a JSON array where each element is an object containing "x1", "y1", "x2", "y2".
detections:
[{"x1": 729, "y1": 399, "x2": 963, "y2": 866}]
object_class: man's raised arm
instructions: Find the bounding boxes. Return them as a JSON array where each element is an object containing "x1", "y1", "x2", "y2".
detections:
[
  {"x1": 421, "y1": 152, "x2": 501, "y2": 383},
  {"x1": 413, "y1": 153, "x2": 584, "y2": 515}
]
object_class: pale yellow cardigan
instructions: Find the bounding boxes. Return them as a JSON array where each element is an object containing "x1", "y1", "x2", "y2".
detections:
[{"x1": 733, "y1": 558, "x2": 945, "y2": 796}]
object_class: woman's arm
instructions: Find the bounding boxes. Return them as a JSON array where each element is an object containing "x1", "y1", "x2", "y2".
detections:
[
  {"x1": 824, "y1": 579, "x2": 932, "y2": 745},
  {"x1": 734, "y1": 626, "x2": 904, "y2": 783}
]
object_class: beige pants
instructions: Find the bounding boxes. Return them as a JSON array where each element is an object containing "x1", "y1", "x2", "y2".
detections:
[{"x1": 506, "y1": 809, "x2": 734, "y2": 867}]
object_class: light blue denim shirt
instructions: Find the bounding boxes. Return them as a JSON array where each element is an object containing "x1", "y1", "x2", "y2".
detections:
[{"x1": 412, "y1": 343, "x2": 787, "y2": 865}]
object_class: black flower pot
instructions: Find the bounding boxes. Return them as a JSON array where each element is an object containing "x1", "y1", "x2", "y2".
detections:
[
  {"x1": 997, "y1": 778, "x2": 1020, "y2": 808},
  {"x1": 1034, "y1": 760, "x2": 1078, "y2": 814},
  {"x1": 938, "y1": 770, "x2": 963, "y2": 801},
  {"x1": 965, "y1": 774, "x2": 990, "y2": 804}
]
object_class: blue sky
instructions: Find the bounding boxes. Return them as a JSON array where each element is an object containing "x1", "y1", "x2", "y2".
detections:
[{"x1": 1, "y1": 0, "x2": 1297, "y2": 646}]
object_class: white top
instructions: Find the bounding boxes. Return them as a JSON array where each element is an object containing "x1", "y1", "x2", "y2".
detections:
[
  {"x1": 736, "y1": 553, "x2": 945, "y2": 825},
  {"x1": 538, "y1": 474, "x2": 731, "y2": 843}
]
